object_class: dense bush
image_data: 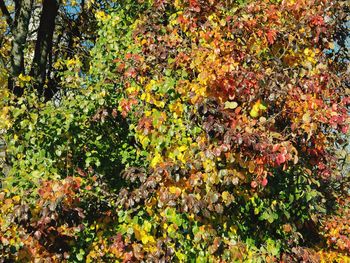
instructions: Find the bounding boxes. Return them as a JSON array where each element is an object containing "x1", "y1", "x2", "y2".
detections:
[{"x1": 1, "y1": 0, "x2": 349, "y2": 262}]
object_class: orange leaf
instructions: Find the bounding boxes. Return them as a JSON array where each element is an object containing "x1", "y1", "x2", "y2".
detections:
[{"x1": 266, "y1": 29, "x2": 277, "y2": 45}]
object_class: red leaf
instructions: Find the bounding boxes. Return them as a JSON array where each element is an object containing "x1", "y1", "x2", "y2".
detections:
[
  {"x1": 251, "y1": 181, "x2": 258, "y2": 188},
  {"x1": 124, "y1": 67, "x2": 137, "y2": 78},
  {"x1": 266, "y1": 29, "x2": 277, "y2": 45},
  {"x1": 189, "y1": 0, "x2": 200, "y2": 12},
  {"x1": 341, "y1": 125, "x2": 349, "y2": 134},
  {"x1": 276, "y1": 153, "x2": 286, "y2": 165},
  {"x1": 262, "y1": 178, "x2": 268, "y2": 187},
  {"x1": 272, "y1": 144, "x2": 280, "y2": 152},
  {"x1": 310, "y1": 15, "x2": 324, "y2": 27}
]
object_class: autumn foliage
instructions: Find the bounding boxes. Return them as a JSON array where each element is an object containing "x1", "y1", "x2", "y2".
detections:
[{"x1": 0, "y1": 0, "x2": 349, "y2": 262}]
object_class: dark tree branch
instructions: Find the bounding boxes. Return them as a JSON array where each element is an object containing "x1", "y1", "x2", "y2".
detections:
[
  {"x1": 9, "y1": 0, "x2": 33, "y2": 96},
  {"x1": 81, "y1": 0, "x2": 85, "y2": 13},
  {"x1": 13, "y1": 0, "x2": 21, "y2": 27},
  {"x1": 30, "y1": 0, "x2": 59, "y2": 100}
]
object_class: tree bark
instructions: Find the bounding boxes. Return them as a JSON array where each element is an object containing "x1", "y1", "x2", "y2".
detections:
[
  {"x1": 9, "y1": 0, "x2": 33, "y2": 96},
  {"x1": 30, "y1": 0, "x2": 59, "y2": 100}
]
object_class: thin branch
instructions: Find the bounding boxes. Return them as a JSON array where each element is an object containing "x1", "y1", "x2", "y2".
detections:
[
  {"x1": 0, "y1": 0, "x2": 13, "y2": 27},
  {"x1": 81, "y1": 0, "x2": 85, "y2": 13}
]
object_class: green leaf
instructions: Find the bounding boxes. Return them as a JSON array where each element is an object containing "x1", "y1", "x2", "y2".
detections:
[
  {"x1": 55, "y1": 149, "x2": 62, "y2": 157},
  {"x1": 76, "y1": 249, "x2": 85, "y2": 261}
]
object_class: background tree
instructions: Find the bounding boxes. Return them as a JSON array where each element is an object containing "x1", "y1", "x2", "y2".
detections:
[{"x1": 0, "y1": 0, "x2": 109, "y2": 99}]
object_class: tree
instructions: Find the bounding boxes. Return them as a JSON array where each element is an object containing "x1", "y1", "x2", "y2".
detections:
[
  {"x1": 0, "y1": 0, "x2": 105, "y2": 100},
  {"x1": 0, "y1": 0, "x2": 349, "y2": 261},
  {"x1": 29, "y1": 0, "x2": 59, "y2": 96}
]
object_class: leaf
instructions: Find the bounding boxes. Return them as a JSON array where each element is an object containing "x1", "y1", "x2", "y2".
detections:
[
  {"x1": 169, "y1": 186, "x2": 182, "y2": 196},
  {"x1": 55, "y1": 149, "x2": 62, "y2": 157},
  {"x1": 150, "y1": 152, "x2": 162, "y2": 168},
  {"x1": 251, "y1": 181, "x2": 258, "y2": 188},
  {"x1": 266, "y1": 29, "x2": 277, "y2": 45},
  {"x1": 224, "y1": 101, "x2": 238, "y2": 109},
  {"x1": 250, "y1": 107, "x2": 259, "y2": 118},
  {"x1": 76, "y1": 249, "x2": 85, "y2": 261},
  {"x1": 262, "y1": 178, "x2": 268, "y2": 187},
  {"x1": 141, "y1": 233, "x2": 155, "y2": 244},
  {"x1": 276, "y1": 153, "x2": 286, "y2": 165},
  {"x1": 302, "y1": 112, "x2": 311, "y2": 124},
  {"x1": 250, "y1": 100, "x2": 267, "y2": 118},
  {"x1": 258, "y1": 102, "x2": 267, "y2": 111},
  {"x1": 18, "y1": 73, "x2": 31, "y2": 82},
  {"x1": 248, "y1": 161, "x2": 255, "y2": 173},
  {"x1": 222, "y1": 191, "x2": 229, "y2": 202}
]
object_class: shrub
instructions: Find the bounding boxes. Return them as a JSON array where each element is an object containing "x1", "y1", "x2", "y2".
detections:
[{"x1": 1, "y1": 0, "x2": 349, "y2": 261}]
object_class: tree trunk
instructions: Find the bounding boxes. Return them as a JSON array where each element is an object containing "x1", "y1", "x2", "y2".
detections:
[
  {"x1": 9, "y1": 0, "x2": 33, "y2": 96},
  {"x1": 30, "y1": 0, "x2": 59, "y2": 100}
]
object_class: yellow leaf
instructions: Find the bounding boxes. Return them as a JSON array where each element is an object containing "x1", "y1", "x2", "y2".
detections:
[
  {"x1": 18, "y1": 73, "x2": 31, "y2": 82},
  {"x1": 150, "y1": 152, "x2": 162, "y2": 168},
  {"x1": 250, "y1": 100, "x2": 267, "y2": 118},
  {"x1": 95, "y1": 11, "x2": 107, "y2": 20},
  {"x1": 230, "y1": 225, "x2": 237, "y2": 234},
  {"x1": 248, "y1": 161, "x2": 255, "y2": 173},
  {"x1": 222, "y1": 191, "x2": 229, "y2": 201},
  {"x1": 258, "y1": 102, "x2": 267, "y2": 111},
  {"x1": 250, "y1": 108, "x2": 259, "y2": 118},
  {"x1": 302, "y1": 112, "x2": 311, "y2": 124},
  {"x1": 143, "y1": 221, "x2": 152, "y2": 232},
  {"x1": 12, "y1": 196, "x2": 20, "y2": 204},
  {"x1": 169, "y1": 186, "x2": 182, "y2": 196},
  {"x1": 224, "y1": 101, "x2": 238, "y2": 109},
  {"x1": 178, "y1": 145, "x2": 187, "y2": 152},
  {"x1": 140, "y1": 135, "x2": 150, "y2": 148},
  {"x1": 141, "y1": 234, "x2": 155, "y2": 244},
  {"x1": 154, "y1": 100, "x2": 165, "y2": 108},
  {"x1": 66, "y1": 59, "x2": 76, "y2": 67}
]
